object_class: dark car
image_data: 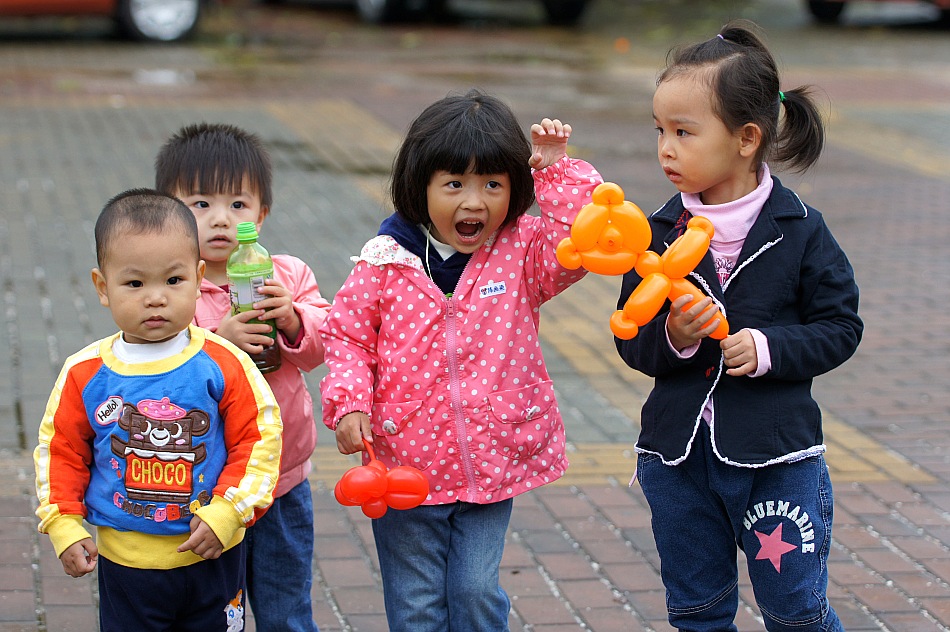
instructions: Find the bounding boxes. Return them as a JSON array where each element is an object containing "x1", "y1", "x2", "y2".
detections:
[
  {"x1": 0, "y1": 0, "x2": 204, "y2": 41},
  {"x1": 352, "y1": 0, "x2": 589, "y2": 25},
  {"x1": 806, "y1": 0, "x2": 950, "y2": 22}
]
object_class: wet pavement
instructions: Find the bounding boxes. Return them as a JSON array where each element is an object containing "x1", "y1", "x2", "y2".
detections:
[{"x1": 1, "y1": 0, "x2": 950, "y2": 629}]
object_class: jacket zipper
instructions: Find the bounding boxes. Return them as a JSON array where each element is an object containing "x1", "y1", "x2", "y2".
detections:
[{"x1": 445, "y1": 296, "x2": 478, "y2": 500}]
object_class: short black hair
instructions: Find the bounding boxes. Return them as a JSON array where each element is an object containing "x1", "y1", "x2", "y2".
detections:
[
  {"x1": 95, "y1": 188, "x2": 199, "y2": 268},
  {"x1": 659, "y1": 20, "x2": 824, "y2": 172},
  {"x1": 154, "y1": 122, "x2": 273, "y2": 207},
  {"x1": 391, "y1": 89, "x2": 534, "y2": 226}
]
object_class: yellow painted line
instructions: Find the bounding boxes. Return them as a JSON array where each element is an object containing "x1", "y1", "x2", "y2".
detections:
[
  {"x1": 311, "y1": 425, "x2": 935, "y2": 490},
  {"x1": 308, "y1": 443, "x2": 638, "y2": 488},
  {"x1": 828, "y1": 108, "x2": 950, "y2": 183},
  {"x1": 267, "y1": 100, "x2": 400, "y2": 175}
]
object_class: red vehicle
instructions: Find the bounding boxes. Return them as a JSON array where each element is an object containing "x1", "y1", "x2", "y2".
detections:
[
  {"x1": 806, "y1": 0, "x2": 950, "y2": 22},
  {"x1": 0, "y1": 0, "x2": 203, "y2": 41}
]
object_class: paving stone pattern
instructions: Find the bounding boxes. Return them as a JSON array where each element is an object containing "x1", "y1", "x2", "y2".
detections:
[{"x1": 2, "y1": 30, "x2": 950, "y2": 632}]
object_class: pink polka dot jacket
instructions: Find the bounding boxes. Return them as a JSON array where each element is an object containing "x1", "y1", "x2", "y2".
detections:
[{"x1": 319, "y1": 156, "x2": 603, "y2": 505}]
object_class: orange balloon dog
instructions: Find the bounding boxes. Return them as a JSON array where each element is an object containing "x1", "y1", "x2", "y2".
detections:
[{"x1": 556, "y1": 182, "x2": 729, "y2": 340}]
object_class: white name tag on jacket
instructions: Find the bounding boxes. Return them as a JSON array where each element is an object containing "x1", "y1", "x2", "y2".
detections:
[{"x1": 479, "y1": 281, "x2": 507, "y2": 299}]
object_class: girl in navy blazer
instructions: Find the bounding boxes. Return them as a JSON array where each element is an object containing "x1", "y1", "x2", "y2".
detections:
[{"x1": 617, "y1": 20, "x2": 862, "y2": 632}]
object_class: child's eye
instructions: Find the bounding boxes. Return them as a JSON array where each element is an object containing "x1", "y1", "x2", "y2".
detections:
[
  {"x1": 447, "y1": 181, "x2": 462, "y2": 189},
  {"x1": 128, "y1": 280, "x2": 143, "y2": 288},
  {"x1": 232, "y1": 201, "x2": 246, "y2": 210},
  {"x1": 193, "y1": 201, "x2": 209, "y2": 209},
  {"x1": 167, "y1": 276, "x2": 183, "y2": 286},
  {"x1": 676, "y1": 129, "x2": 689, "y2": 137},
  {"x1": 486, "y1": 180, "x2": 502, "y2": 190}
]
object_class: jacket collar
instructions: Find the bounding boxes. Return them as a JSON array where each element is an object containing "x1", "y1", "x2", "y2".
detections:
[
  {"x1": 652, "y1": 175, "x2": 806, "y2": 247},
  {"x1": 199, "y1": 276, "x2": 229, "y2": 295}
]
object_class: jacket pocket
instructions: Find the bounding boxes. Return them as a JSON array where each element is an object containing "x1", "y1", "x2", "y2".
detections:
[
  {"x1": 484, "y1": 381, "x2": 559, "y2": 461},
  {"x1": 369, "y1": 400, "x2": 431, "y2": 470}
]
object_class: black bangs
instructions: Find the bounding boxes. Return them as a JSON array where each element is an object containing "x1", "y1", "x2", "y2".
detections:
[
  {"x1": 176, "y1": 141, "x2": 268, "y2": 198},
  {"x1": 155, "y1": 123, "x2": 273, "y2": 207},
  {"x1": 423, "y1": 118, "x2": 520, "y2": 177}
]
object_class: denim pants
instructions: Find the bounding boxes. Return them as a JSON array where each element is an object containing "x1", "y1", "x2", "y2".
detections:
[
  {"x1": 245, "y1": 479, "x2": 319, "y2": 632},
  {"x1": 372, "y1": 499, "x2": 513, "y2": 632},
  {"x1": 637, "y1": 424, "x2": 843, "y2": 632}
]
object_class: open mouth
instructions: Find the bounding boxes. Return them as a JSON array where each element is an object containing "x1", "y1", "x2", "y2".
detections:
[{"x1": 455, "y1": 220, "x2": 484, "y2": 243}]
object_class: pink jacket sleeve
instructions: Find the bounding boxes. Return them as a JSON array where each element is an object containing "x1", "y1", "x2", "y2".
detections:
[
  {"x1": 273, "y1": 255, "x2": 331, "y2": 373},
  {"x1": 318, "y1": 261, "x2": 382, "y2": 429},
  {"x1": 530, "y1": 156, "x2": 604, "y2": 301}
]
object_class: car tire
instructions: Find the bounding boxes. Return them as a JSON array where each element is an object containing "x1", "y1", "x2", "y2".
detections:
[
  {"x1": 806, "y1": 1, "x2": 846, "y2": 23},
  {"x1": 116, "y1": 0, "x2": 202, "y2": 42},
  {"x1": 356, "y1": 0, "x2": 407, "y2": 23},
  {"x1": 541, "y1": 0, "x2": 588, "y2": 25},
  {"x1": 356, "y1": 0, "x2": 448, "y2": 23}
]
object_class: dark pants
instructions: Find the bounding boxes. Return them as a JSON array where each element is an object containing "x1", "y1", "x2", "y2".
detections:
[{"x1": 98, "y1": 541, "x2": 246, "y2": 632}]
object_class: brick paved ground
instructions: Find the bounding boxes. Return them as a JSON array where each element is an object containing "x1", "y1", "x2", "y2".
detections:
[{"x1": 2, "y1": 2, "x2": 950, "y2": 630}]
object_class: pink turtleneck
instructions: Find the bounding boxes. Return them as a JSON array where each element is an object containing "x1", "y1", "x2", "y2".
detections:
[
  {"x1": 668, "y1": 164, "x2": 773, "y2": 405},
  {"x1": 682, "y1": 164, "x2": 773, "y2": 286}
]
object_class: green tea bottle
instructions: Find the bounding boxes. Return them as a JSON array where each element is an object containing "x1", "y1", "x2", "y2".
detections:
[{"x1": 227, "y1": 222, "x2": 281, "y2": 373}]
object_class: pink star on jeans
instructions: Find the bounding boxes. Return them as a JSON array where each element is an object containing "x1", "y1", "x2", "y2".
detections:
[{"x1": 754, "y1": 523, "x2": 798, "y2": 572}]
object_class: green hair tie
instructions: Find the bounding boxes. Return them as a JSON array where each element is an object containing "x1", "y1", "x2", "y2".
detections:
[{"x1": 779, "y1": 91, "x2": 786, "y2": 103}]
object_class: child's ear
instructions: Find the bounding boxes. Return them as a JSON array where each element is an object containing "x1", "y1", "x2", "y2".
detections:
[
  {"x1": 195, "y1": 260, "x2": 206, "y2": 299},
  {"x1": 738, "y1": 123, "x2": 762, "y2": 158},
  {"x1": 256, "y1": 205, "x2": 270, "y2": 230},
  {"x1": 91, "y1": 268, "x2": 110, "y2": 308}
]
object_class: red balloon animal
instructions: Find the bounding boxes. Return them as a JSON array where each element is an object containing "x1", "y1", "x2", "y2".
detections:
[
  {"x1": 334, "y1": 438, "x2": 430, "y2": 518},
  {"x1": 556, "y1": 182, "x2": 729, "y2": 340}
]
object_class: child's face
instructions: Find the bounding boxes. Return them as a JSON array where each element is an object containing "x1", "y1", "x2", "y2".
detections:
[
  {"x1": 653, "y1": 73, "x2": 758, "y2": 205},
  {"x1": 91, "y1": 228, "x2": 205, "y2": 344},
  {"x1": 425, "y1": 168, "x2": 510, "y2": 254},
  {"x1": 176, "y1": 180, "x2": 268, "y2": 268}
]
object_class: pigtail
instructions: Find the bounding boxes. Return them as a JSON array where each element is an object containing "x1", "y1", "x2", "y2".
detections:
[{"x1": 773, "y1": 86, "x2": 825, "y2": 173}]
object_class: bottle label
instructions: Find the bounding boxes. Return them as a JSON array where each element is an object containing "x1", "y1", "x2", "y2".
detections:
[{"x1": 229, "y1": 272, "x2": 271, "y2": 311}]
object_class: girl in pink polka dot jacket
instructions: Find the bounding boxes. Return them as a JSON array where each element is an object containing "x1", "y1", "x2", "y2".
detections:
[{"x1": 318, "y1": 89, "x2": 602, "y2": 632}]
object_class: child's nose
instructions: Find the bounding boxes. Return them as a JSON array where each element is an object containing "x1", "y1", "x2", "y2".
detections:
[
  {"x1": 658, "y1": 137, "x2": 674, "y2": 158},
  {"x1": 208, "y1": 204, "x2": 231, "y2": 226},
  {"x1": 461, "y1": 190, "x2": 487, "y2": 210},
  {"x1": 145, "y1": 290, "x2": 168, "y2": 306}
]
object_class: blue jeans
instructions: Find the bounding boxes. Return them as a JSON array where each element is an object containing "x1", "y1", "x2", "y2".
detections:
[
  {"x1": 245, "y1": 479, "x2": 319, "y2": 632},
  {"x1": 637, "y1": 424, "x2": 843, "y2": 632},
  {"x1": 372, "y1": 500, "x2": 513, "y2": 632}
]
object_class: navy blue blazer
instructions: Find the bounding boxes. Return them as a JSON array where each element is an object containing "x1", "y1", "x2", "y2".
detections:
[{"x1": 616, "y1": 176, "x2": 863, "y2": 466}]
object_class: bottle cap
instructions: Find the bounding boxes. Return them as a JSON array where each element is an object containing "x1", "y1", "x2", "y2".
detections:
[{"x1": 236, "y1": 222, "x2": 258, "y2": 243}]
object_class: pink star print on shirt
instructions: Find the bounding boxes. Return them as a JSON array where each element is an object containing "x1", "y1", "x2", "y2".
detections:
[{"x1": 754, "y1": 523, "x2": 798, "y2": 572}]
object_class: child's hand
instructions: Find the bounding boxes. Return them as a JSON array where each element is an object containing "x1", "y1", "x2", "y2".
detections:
[
  {"x1": 721, "y1": 330, "x2": 758, "y2": 377},
  {"x1": 215, "y1": 310, "x2": 277, "y2": 356},
  {"x1": 60, "y1": 538, "x2": 98, "y2": 578},
  {"x1": 667, "y1": 294, "x2": 723, "y2": 352},
  {"x1": 336, "y1": 412, "x2": 373, "y2": 455},
  {"x1": 529, "y1": 118, "x2": 572, "y2": 170},
  {"x1": 177, "y1": 516, "x2": 224, "y2": 560},
  {"x1": 256, "y1": 278, "x2": 301, "y2": 341}
]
